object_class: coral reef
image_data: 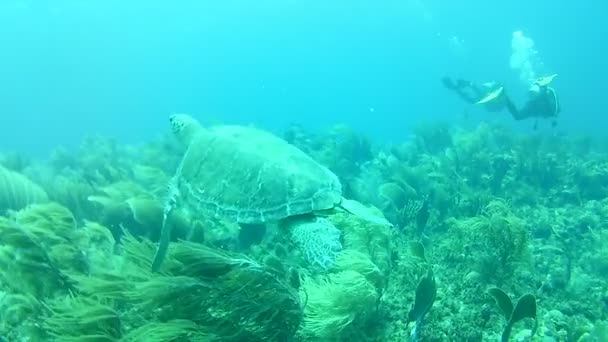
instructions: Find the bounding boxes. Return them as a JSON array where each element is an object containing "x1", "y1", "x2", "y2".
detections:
[{"x1": 2, "y1": 120, "x2": 608, "y2": 341}]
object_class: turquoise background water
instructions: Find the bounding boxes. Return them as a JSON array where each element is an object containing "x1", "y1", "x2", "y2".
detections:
[{"x1": 1, "y1": 1, "x2": 605, "y2": 155}]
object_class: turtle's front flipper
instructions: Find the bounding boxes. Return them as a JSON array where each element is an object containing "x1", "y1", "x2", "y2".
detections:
[
  {"x1": 151, "y1": 211, "x2": 172, "y2": 272},
  {"x1": 338, "y1": 197, "x2": 392, "y2": 227},
  {"x1": 152, "y1": 179, "x2": 180, "y2": 272}
]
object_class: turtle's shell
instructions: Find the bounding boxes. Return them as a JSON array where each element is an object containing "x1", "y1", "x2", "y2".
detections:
[{"x1": 176, "y1": 124, "x2": 342, "y2": 224}]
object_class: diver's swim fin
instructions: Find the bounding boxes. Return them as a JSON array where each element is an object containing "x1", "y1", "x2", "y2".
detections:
[
  {"x1": 476, "y1": 86, "x2": 504, "y2": 105},
  {"x1": 535, "y1": 74, "x2": 558, "y2": 87}
]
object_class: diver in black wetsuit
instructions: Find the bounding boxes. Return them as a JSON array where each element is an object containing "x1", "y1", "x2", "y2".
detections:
[
  {"x1": 442, "y1": 74, "x2": 561, "y2": 128},
  {"x1": 503, "y1": 79, "x2": 560, "y2": 127}
]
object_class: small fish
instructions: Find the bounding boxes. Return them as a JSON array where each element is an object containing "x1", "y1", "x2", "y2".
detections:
[{"x1": 410, "y1": 241, "x2": 426, "y2": 261}]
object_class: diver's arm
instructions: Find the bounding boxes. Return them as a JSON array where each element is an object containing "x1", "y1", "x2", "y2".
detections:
[
  {"x1": 502, "y1": 92, "x2": 519, "y2": 118},
  {"x1": 513, "y1": 101, "x2": 539, "y2": 120},
  {"x1": 503, "y1": 94, "x2": 532, "y2": 120}
]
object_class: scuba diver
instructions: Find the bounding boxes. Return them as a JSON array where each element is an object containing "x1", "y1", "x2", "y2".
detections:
[{"x1": 442, "y1": 74, "x2": 560, "y2": 128}]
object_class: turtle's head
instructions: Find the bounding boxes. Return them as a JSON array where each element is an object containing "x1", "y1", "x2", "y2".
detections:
[{"x1": 169, "y1": 114, "x2": 202, "y2": 146}]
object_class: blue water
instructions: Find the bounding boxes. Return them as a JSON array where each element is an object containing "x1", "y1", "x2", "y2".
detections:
[{"x1": 1, "y1": 1, "x2": 606, "y2": 156}]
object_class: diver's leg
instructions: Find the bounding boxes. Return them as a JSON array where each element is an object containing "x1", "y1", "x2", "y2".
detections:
[
  {"x1": 441, "y1": 77, "x2": 472, "y2": 89},
  {"x1": 469, "y1": 83, "x2": 485, "y2": 99},
  {"x1": 504, "y1": 95, "x2": 530, "y2": 120},
  {"x1": 455, "y1": 79, "x2": 473, "y2": 88},
  {"x1": 442, "y1": 77, "x2": 477, "y2": 104},
  {"x1": 442, "y1": 77, "x2": 456, "y2": 90},
  {"x1": 455, "y1": 90, "x2": 477, "y2": 104}
]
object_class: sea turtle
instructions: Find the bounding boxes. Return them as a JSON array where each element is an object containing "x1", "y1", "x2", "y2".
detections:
[{"x1": 151, "y1": 114, "x2": 343, "y2": 271}]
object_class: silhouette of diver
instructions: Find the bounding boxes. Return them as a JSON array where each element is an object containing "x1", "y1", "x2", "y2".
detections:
[{"x1": 442, "y1": 74, "x2": 560, "y2": 128}]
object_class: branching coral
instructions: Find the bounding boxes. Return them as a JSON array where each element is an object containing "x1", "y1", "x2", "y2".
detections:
[
  {"x1": 155, "y1": 240, "x2": 302, "y2": 341},
  {"x1": 0, "y1": 203, "x2": 94, "y2": 339},
  {"x1": 334, "y1": 249, "x2": 384, "y2": 291},
  {"x1": 0, "y1": 205, "x2": 80, "y2": 300},
  {"x1": 412, "y1": 121, "x2": 453, "y2": 154},
  {"x1": 445, "y1": 200, "x2": 530, "y2": 285},
  {"x1": 298, "y1": 270, "x2": 378, "y2": 340},
  {"x1": 328, "y1": 203, "x2": 391, "y2": 275},
  {"x1": 44, "y1": 296, "x2": 122, "y2": 341},
  {"x1": 8, "y1": 117, "x2": 608, "y2": 341},
  {"x1": 0, "y1": 196, "x2": 301, "y2": 341},
  {"x1": 290, "y1": 217, "x2": 342, "y2": 271},
  {"x1": 121, "y1": 319, "x2": 216, "y2": 342}
]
